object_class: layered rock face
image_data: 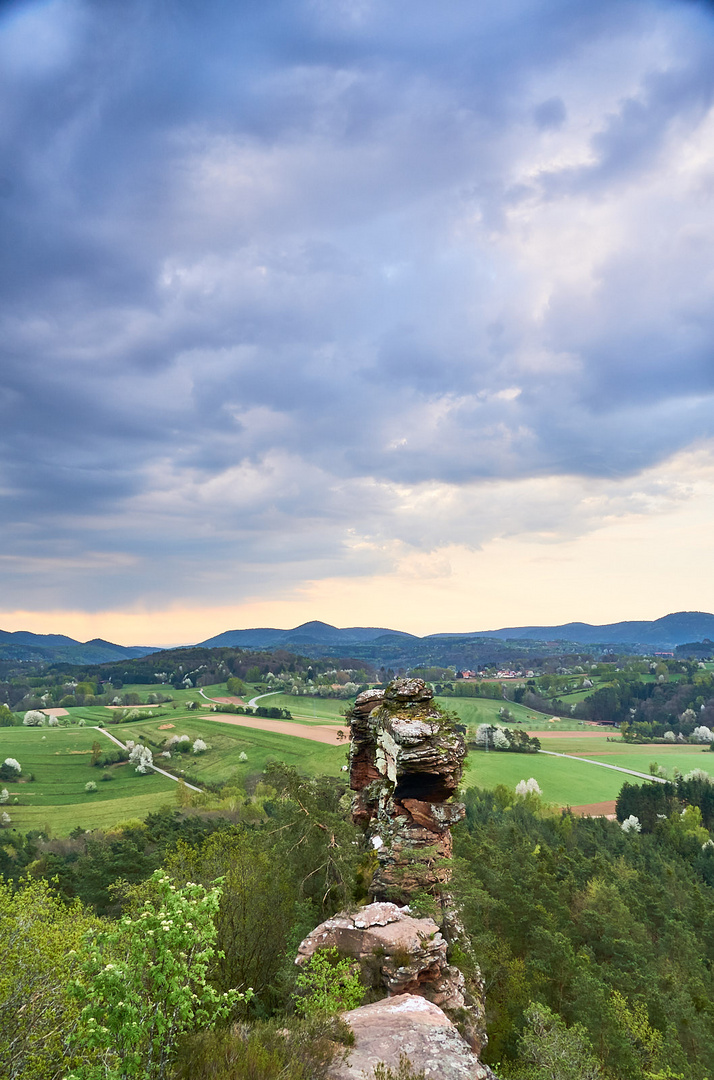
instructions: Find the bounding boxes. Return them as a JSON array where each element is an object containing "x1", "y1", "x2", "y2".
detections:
[
  {"x1": 348, "y1": 678, "x2": 466, "y2": 902},
  {"x1": 297, "y1": 902, "x2": 467, "y2": 1011},
  {"x1": 296, "y1": 677, "x2": 492, "y2": 1077}
]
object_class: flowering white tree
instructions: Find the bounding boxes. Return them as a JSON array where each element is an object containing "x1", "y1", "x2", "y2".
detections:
[
  {"x1": 23, "y1": 710, "x2": 45, "y2": 727},
  {"x1": 621, "y1": 815, "x2": 642, "y2": 833},
  {"x1": 692, "y1": 726, "x2": 714, "y2": 743},
  {"x1": 192, "y1": 738, "x2": 207, "y2": 754},
  {"x1": 684, "y1": 768, "x2": 714, "y2": 784},
  {"x1": 85, "y1": 781, "x2": 97, "y2": 793},
  {"x1": 493, "y1": 727, "x2": 510, "y2": 749},
  {"x1": 238, "y1": 751, "x2": 248, "y2": 762},
  {"x1": 515, "y1": 778, "x2": 541, "y2": 797},
  {"x1": 3, "y1": 758, "x2": 21, "y2": 776},
  {"x1": 663, "y1": 731, "x2": 675, "y2": 742},
  {"x1": 0, "y1": 789, "x2": 8, "y2": 804},
  {"x1": 48, "y1": 715, "x2": 59, "y2": 727},
  {"x1": 0, "y1": 811, "x2": 10, "y2": 826},
  {"x1": 68, "y1": 871, "x2": 249, "y2": 1080},
  {"x1": 128, "y1": 744, "x2": 153, "y2": 774}
]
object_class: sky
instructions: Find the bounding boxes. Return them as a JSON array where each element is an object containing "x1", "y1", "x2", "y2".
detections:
[{"x1": 2, "y1": 0, "x2": 714, "y2": 644}]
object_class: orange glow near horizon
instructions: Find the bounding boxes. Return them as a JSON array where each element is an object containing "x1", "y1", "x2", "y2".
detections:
[{"x1": 3, "y1": 487, "x2": 714, "y2": 646}]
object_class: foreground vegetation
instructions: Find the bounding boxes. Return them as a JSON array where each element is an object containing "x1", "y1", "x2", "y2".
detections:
[{"x1": 4, "y1": 762, "x2": 714, "y2": 1079}]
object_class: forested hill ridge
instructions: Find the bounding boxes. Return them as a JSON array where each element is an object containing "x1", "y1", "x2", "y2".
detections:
[
  {"x1": 0, "y1": 630, "x2": 159, "y2": 665},
  {"x1": 198, "y1": 611, "x2": 714, "y2": 662},
  {"x1": 3, "y1": 611, "x2": 714, "y2": 669}
]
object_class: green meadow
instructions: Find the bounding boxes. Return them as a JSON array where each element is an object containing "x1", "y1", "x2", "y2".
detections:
[
  {"x1": 435, "y1": 695, "x2": 584, "y2": 730},
  {"x1": 265, "y1": 693, "x2": 349, "y2": 722},
  {"x1": 0, "y1": 702, "x2": 347, "y2": 835},
  {"x1": 0, "y1": 726, "x2": 177, "y2": 834},
  {"x1": 125, "y1": 714, "x2": 347, "y2": 786},
  {"x1": 463, "y1": 749, "x2": 625, "y2": 806}
]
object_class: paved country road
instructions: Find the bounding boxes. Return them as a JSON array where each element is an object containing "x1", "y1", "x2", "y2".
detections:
[
  {"x1": 538, "y1": 748, "x2": 667, "y2": 784},
  {"x1": 247, "y1": 690, "x2": 283, "y2": 708}
]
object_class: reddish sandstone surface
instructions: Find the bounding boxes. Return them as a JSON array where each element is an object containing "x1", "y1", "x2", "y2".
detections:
[{"x1": 329, "y1": 996, "x2": 492, "y2": 1080}]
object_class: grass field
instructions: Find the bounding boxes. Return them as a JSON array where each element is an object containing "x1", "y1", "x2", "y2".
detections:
[
  {"x1": 124, "y1": 714, "x2": 346, "y2": 786},
  {"x1": 0, "y1": 726, "x2": 178, "y2": 834},
  {"x1": 462, "y1": 732, "x2": 714, "y2": 808},
  {"x1": 0, "y1": 706, "x2": 347, "y2": 835},
  {"x1": 7, "y1": 681, "x2": 708, "y2": 833},
  {"x1": 435, "y1": 696, "x2": 586, "y2": 730},
  {"x1": 265, "y1": 694, "x2": 349, "y2": 723},
  {"x1": 463, "y1": 750, "x2": 627, "y2": 806}
]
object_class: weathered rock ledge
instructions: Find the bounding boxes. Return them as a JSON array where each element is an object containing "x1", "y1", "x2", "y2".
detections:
[
  {"x1": 297, "y1": 902, "x2": 468, "y2": 1011},
  {"x1": 327, "y1": 995, "x2": 492, "y2": 1080}
]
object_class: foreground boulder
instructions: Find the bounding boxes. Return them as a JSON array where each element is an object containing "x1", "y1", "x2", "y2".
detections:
[
  {"x1": 296, "y1": 902, "x2": 467, "y2": 1010},
  {"x1": 326, "y1": 994, "x2": 491, "y2": 1080}
]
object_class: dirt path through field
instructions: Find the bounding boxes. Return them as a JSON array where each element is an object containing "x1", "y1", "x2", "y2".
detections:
[{"x1": 205, "y1": 714, "x2": 346, "y2": 745}]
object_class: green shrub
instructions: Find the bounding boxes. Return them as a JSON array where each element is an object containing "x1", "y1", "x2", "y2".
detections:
[
  {"x1": 292, "y1": 947, "x2": 364, "y2": 1018},
  {"x1": 174, "y1": 1017, "x2": 350, "y2": 1080}
]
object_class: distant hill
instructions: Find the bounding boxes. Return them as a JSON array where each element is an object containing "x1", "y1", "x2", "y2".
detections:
[
  {"x1": 472, "y1": 611, "x2": 714, "y2": 648},
  {"x1": 0, "y1": 630, "x2": 159, "y2": 665},
  {"x1": 5, "y1": 611, "x2": 714, "y2": 670},
  {"x1": 198, "y1": 611, "x2": 714, "y2": 661},
  {"x1": 199, "y1": 620, "x2": 417, "y2": 650}
]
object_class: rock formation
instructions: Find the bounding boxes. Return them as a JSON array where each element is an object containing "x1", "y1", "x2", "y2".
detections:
[
  {"x1": 296, "y1": 678, "x2": 493, "y2": 1078},
  {"x1": 296, "y1": 902, "x2": 468, "y2": 1011},
  {"x1": 348, "y1": 678, "x2": 466, "y2": 903},
  {"x1": 327, "y1": 995, "x2": 491, "y2": 1080}
]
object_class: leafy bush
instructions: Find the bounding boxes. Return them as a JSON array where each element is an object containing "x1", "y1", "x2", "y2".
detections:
[
  {"x1": 292, "y1": 948, "x2": 364, "y2": 1018},
  {"x1": 68, "y1": 872, "x2": 249, "y2": 1080},
  {"x1": 174, "y1": 1017, "x2": 350, "y2": 1080}
]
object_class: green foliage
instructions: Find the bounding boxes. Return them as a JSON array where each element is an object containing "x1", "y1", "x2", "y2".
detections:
[
  {"x1": 0, "y1": 877, "x2": 101, "y2": 1080},
  {"x1": 68, "y1": 870, "x2": 250, "y2": 1080},
  {"x1": 502, "y1": 1001, "x2": 604, "y2": 1080},
  {"x1": 292, "y1": 947, "x2": 364, "y2": 1018},
  {"x1": 456, "y1": 785, "x2": 714, "y2": 1078},
  {"x1": 164, "y1": 827, "x2": 297, "y2": 1008},
  {"x1": 173, "y1": 1017, "x2": 351, "y2": 1080},
  {"x1": 263, "y1": 762, "x2": 362, "y2": 914}
]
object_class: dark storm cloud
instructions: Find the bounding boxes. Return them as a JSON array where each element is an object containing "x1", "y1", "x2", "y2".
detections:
[{"x1": 2, "y1": 0, "x2": 714, "y2": 608}]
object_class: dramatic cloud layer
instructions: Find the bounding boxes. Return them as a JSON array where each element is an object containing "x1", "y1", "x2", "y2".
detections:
[{"x1": 2, "y1": 0, "x2": 714, "y2": 634}]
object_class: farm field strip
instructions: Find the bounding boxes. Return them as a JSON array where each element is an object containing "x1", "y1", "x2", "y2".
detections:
[
  {"x1": 204, "y1": 714, "x2": 346, "y2": 744},
  {"x1": 96, "y1": 727, "x2": 203, "y2": 791}
]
